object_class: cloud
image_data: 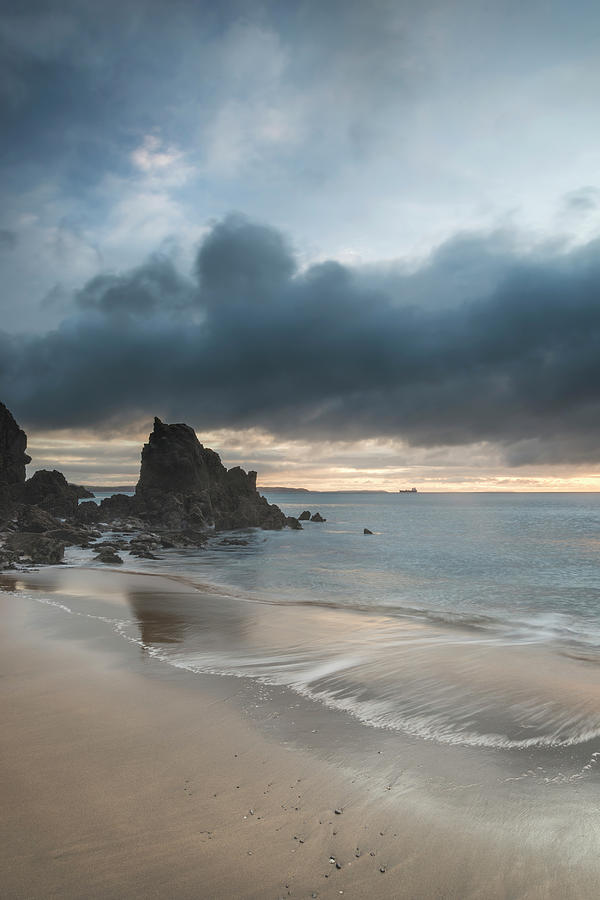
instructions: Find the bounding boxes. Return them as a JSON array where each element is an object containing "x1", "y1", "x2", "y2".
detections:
[
  {"x1": 0, "y1": 228, "x2": 17, "y2": 249},
  {"x1": 75, "y1": 252, "x2": 193, "y2": 320},
  {"x1": 562, "y1": 186, "x2": 600, "y2": 214},
  {"x1": 2, "y1": 214, "x2": 600, "y2": 465}
]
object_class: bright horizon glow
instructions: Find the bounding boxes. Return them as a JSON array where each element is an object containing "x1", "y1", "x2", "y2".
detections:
[{"x1": 25, "y1": 426, "x2": 600, "y2": 493}]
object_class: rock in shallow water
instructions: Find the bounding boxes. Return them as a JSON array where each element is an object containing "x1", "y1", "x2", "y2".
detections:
[{"x1": 93, "y1": 547, "x2": 124, "y2": 565}]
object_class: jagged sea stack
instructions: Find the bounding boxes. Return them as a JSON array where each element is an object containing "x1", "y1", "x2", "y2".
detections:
[{"x1": 134, "y1": 417, "x2": 289, "y2": 531}]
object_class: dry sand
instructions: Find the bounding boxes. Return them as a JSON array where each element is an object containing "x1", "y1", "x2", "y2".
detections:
[{"x1": 1, "y1": 570, "x2": 599, "y2": 899}]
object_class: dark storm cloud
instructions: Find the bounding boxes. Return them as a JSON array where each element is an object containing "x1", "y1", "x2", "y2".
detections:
[{"x1": 2, "y1": 214, "x2": 600, "y2": 464}]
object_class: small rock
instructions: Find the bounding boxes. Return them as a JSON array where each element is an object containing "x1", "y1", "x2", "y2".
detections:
[
  {"x1": 94, "y1": 548, "x2": 124, "y2": 565},
  {"x1": 334, "y1": 808, "x2": 343, "y2": 815},
  {"x1": 379, "y1": 866, "x2": 387, "y2": 873},
  {"x1": 364, "y1": 528, "x2": 373, "y2": 535}
]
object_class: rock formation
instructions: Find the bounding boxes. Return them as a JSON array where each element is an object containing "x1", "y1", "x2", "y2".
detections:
[
  {"x1": 133, "y1": 418, "x2": 292, "y2": 531},
  {"x1": 22, "y1": 469, "x2": 79, "y2": 518},
  {"x1": 0, "y1": 403, "x2": 301, "y2": 569},
  {"x1": 0, "y1": 401, "x2": 31, "y2": 502}
]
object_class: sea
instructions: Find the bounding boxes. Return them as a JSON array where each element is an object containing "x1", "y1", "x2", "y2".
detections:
[{"x1": 53, "y1": 490, "x2": 600, "y2": 761}]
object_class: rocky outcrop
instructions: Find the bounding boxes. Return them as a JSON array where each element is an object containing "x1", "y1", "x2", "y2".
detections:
[
  {"x1": 133, "y1": 418, "x2": 288, "y2": 531},
  {"x1": 311, "y1": 512, "x2": 326, "y2": 522},
  {"x1": 298, "y1": 510, "x2": 311, "y2": 521},
  {"x1": 0, "y1": 402, "x2": 302, "y2": 572},
  {"x1": 0, "y1": 402, "x2": 31, "y2": 505},
  {"x1": 22, "y1": 469, "x2": 79, "y2": 518}
]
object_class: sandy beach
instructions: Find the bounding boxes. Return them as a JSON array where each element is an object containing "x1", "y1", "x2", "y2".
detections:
[{"x1": 2, "y1": 567, "x2": 600, "y2": 899}]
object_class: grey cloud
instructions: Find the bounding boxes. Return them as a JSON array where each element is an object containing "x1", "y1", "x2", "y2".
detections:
[
  {"x1": 0, "y1": 228, "x2": 17, "y2": 249},
  {"x1": 197, "y1": 215, "x2": 296, "y2": 302},
  {"x1": 76, "y1": 253, "x2": 193, "y2": 320},
  {"x1": 562, "y1": 187, "x2": 600, "y2": 213},
  {"x1": 2, "y1": 215, "x2": 600, "y2": 465}
]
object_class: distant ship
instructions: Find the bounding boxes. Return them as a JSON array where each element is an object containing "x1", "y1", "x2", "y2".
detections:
[{"x1": 398, "y1": 487, "x2": 418, "y2": 493}]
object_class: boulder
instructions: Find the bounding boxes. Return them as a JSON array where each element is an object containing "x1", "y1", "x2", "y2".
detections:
[
  {"x1": 311, "y1": 512, "x2": 326, "y2": 522},
  {"x1": 93, "y1": 547, "x2": 124, "y2": 565},
  {"x1": 75, "y1": 501, "x2": 102, "y2": 524},
  {"x1": 23, "y1": 469, "x2": 78, "y2": 517},
  {"x1": 298, "y1": 510, "x2": 311, "y2": 521},
  {"x1": 286, "y1": 516, "x2": 303, "y2": 530},
  {"x1": 5, "y1": 532, "x2": 65, "y2": 564},
  {"x1": 364, "y1": 528, "x2": 373, "y2": 535},
  {"x1": 98, "y1": 493, "x2": 135, "y2": 519},
  {"x1": 16, "y1": 505, "x2": 61, "y2": 533}
]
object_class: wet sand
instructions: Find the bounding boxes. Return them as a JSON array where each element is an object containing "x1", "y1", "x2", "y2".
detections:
[{"x1": 1, "y1": 568, "x2": 600, "y2": 899}]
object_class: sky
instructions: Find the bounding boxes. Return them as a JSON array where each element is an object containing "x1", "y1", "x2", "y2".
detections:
[{"x1": 2, "y1": 0, "x2": 600, "y2": 490}]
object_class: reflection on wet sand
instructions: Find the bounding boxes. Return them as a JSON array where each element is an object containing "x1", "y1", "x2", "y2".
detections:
[
  {"x1": 126, "y1": 585, "x2": 261, "y2": 647},
  {"x1": 6, "y1": 566, "x2": 600, "y2": 767}
]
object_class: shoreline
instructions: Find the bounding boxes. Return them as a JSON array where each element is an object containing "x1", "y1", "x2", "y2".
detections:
[{"x1": 2, "y1": 567, "x2": 600, "y2": 898}]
